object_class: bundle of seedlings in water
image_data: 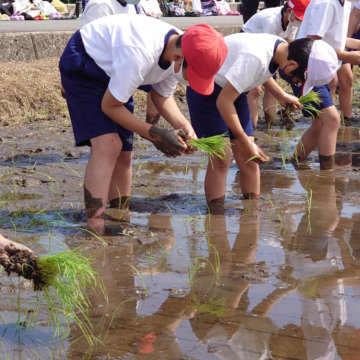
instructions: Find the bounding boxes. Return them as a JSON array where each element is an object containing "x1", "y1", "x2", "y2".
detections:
[
  {"x1": 2, "y1": 247, "x2": 105, "y2": 343},
  {"x1": 175, "y1": 129, "x2": 228, "y2": 161},
  {"x1": 280, "y1": 90, "x2": 322, "y2": 130}
]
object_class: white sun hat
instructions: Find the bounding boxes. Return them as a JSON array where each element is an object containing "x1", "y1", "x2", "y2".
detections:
[{"x1": 302, "y1": 40, "x2": 339, "y2": 96}]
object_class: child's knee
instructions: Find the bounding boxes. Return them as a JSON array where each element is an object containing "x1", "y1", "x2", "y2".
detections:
[
  {"x1": 318, "y1": 107, "x2": 341, "y2": 130},
  {"x1": 92, "y1": 134, "x2": 123, "y2": 159}
]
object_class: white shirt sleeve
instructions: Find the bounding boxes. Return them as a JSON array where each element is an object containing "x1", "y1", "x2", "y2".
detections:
[
  {"x1": 225, "y1": 55, "x2": 265, "y2": 94},
  {"x1": 304, "y1": 3, "x2": 334, "y2": 38},
  {"x1": 108, "y1": 46, "x2": 153, "y2": 102},
  {"x1": 152, "y1": 77, "x2": 178, "y2": 98},
  {"x1": 355, "y1": 1, "x2": 360, "y2": 10}
]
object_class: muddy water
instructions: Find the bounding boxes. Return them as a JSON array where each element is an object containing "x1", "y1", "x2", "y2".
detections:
[{"x1": 0, "y1": 112, "x2": 359, "y2": 359}]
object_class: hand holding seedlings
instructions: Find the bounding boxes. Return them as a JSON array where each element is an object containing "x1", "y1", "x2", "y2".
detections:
[
  {"x1": 285, "y1": 91, "x2": 322, "y2": 118},
  {"x1": 278, "y1": 92, "x2": 302, "y2": 111},
  {"x1": 243, "y1": 141, "x2": 270, "y2": 165},
  {"x1": 175, "y1": 130, "x2": 229, "y2": 160},
  {"x1": 149, "y1": 125, "x2": 187, "y2": 157}
]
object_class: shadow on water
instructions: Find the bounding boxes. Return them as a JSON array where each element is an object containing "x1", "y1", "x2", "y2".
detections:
[{"x1": 1, "y1": 122, "x2": 360, "y2": 359}]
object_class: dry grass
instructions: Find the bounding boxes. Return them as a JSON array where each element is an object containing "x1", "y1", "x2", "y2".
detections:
[
  {"x1": 0, "y1": 58, "x2": 69, "y2": 124},
  {"x1": 0, "y1": 58, "x2": 187, "y2": 126}
]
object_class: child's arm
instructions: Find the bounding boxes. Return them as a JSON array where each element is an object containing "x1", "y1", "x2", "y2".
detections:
[
  {"x1": 101, "y1": 88, "x2": 187, "y2": 156},
  {"x1": 262, "y1": 78, "x2": 301, "y2": 111},
  {"x1": 150, "y1": 89, "x2": 197, "y2": 142},
  {"x1": 335, "y1": 39, "x2": 360, "y2": 65},
  {"x1": 347, "y1": 7, "x2": 360, "y2": 38},
  {"x1": 216, "y1": 82, "x2": 269, "y2": 164}
]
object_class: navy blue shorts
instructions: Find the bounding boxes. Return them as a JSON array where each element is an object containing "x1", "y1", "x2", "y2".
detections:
[
  {"x1": 186, "y1": 83, "x2": 254, "y2": 139},
  {"x1": 59, "y1": 30, "x2": 134, "y2": 149},
  {"x1": 279, "y1": 70, "x2": 333, "y2": 118}
]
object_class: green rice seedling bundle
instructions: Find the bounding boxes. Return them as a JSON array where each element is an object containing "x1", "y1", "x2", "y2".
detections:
[
  {"x1": 40, "y1": 249, "x2": 105, "y2": 342},
  {"x1": 298, "y1": 90, "x2": 322, "y2": 117},
  {"x1": 188, "y1": 134, "x2": 229, "y2": 161},
  {"x1": 175, "y1": 129, "x2": 229, "y2": 161},
  {"x1": 2, "y1": 247, "x2": 105, "y2": 343}
]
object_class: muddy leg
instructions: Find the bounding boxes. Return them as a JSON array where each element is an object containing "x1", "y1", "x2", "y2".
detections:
[
  {"x1": 319, "y1": 154, "x2": 335, "y2": 170},
  {"x1": 263, "y1": 87, "x2": 277, "y2": 126},
  {"x1": 232, "y1": 137, "x2": 260, "y2": 198},
  {"x1": 204, "y1": 142, "x2": 231, "y2": 209},
  {"x1": 145, "y1": 92, "x2": 161, "y2": 125},
  {"x1": 108, "y1": 150, "x2": 132, "y2": 207},
  {"x1": 207, "y1": 196, "x2": 226, "y2": 215},
  {"x1": 84, "y1": 186, "x2": 106, "y2": 235},
  {"x1": 85, "y1": 133, "x2": 123, "y2": 235},
  {"x1": 109, "y1": 196, "x2": 131, "y2": 209}
]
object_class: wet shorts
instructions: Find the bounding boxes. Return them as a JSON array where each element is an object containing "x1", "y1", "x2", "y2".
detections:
[
  {"x1": 59, "y1": 30, "x2": 134, "y2": 150},
  {"x1": 186, "y1": 83, "x2": 254, "y2": 139},
  {"x1": 279, "y1": 69, "x2": 334, "y2": 118}
]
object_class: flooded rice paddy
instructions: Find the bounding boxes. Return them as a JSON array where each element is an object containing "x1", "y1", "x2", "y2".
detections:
[{"x1": 0, "y1": 105, "x2": 360, "y2": 359}]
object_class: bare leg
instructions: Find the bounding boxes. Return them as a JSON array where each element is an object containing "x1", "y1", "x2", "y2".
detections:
[
  {"x1": 294, "y1": 106, "x2": 340, "y2": 170},
  {"x1": 328, "y1": 74, "x2": 338, "y2": 101},
  {"x1": 84, "y1": 133, "x2": 123, "y2": 235},
  {"x1": 337, "y1": 63, "x2": 353, "y2": 119},
  {"x1": 108, "y1": 150, "x2": 132, "y2": 209},
  {"x1": 145, "y1": 92, "x2": 161, "y2": 125},
  {"x1": 247, "y1": 86, "x2": 262, "y2": 128},
  {"x1": 204, "y1": 140, "x2": 232, "y2": 213},
  {"x1": 232, "y1": 136, "x2": 260, "y2": 198},
  {"x1": 263, "y1": 87, "x2": 277, "y2": 125}
]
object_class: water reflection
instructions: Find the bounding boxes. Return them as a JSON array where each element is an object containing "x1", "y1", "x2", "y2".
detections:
[{"x1": 1, "y1": 164, "x2": 360, "y2": 358}]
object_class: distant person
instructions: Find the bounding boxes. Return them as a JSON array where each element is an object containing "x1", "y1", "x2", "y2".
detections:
[
  {"x1": 290, "y1": 0, "x2": 360, "y2": 170},
  {"x1": 241, "y1": 0, "x2": 281, "y2": 24},
  {"x1": 81, "y1": 0, "x2": 161, "y2": 125},
  {"x1": 242, "y1": 0, "x2": 310, "y2": 127},
  {"x1": 59, "y1": 15, "x2": 227, "y2": 234}
]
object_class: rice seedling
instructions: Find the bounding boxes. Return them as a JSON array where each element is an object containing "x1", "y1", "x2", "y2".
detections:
[
  {"x1": 187, "y1": 134, "x2": 229, "y2": 161},
  {"x1": 128, "y1": 264, "x2": 147, "y2": 293},
  {"x1": 2, "y1": 247, "x2": 106, "y2": 344},
  {"x1": 175, "y1": 129, "x2": 229, "y2": 161},
  {"x1": 298, "y1": 90, "x2": 322, "y2": 118}
]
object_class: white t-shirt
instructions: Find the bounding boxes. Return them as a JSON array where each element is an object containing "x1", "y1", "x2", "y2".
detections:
[
  {"x1": 80, "y1": 14, "x2": 181, "y2": 102},
  {"x1": 355, "y1": 0, "x2": 360, "y2": 9},
  {"x1": 297, "y1": 0, "x2": 352, "y2": 54},
  {"x1": 241, "y1": 6, "x2": 286, "y2": 38},
  {"x1": 139, "y1": 0, "x2": 162, "y2": 17},
  {"x1": 214, "y1": 33, "x2": 284, "y2": 94},
  {"x1": 81, "y1": 0, "x2": 138, "y2": 27}
]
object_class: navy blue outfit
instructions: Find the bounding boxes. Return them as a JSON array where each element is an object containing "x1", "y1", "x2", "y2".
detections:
[
  {"x1": 186, "y1": 84, "x2": 254, "y2": 139},
  {"x1": 59, "y1": 30, "x2": 134, "y2": 149}
]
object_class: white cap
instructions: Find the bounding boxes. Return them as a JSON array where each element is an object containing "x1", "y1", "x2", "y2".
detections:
[{"x1": 302, "y1": 40, "x2": 339, "y2": 96}]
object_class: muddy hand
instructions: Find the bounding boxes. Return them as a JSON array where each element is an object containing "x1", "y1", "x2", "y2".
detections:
[
  {"x1": 246, "y1": 143, "x2": 270, "y2": 164},
  {"x1": 0, "y1": 235, "x2": 34, "y2": 268},
  {"x1": 149, "y1": 125, "x2": 186, "y2": 157}
]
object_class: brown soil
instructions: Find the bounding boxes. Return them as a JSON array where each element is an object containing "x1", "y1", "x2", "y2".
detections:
[{"x1": 2, "y1": 250, "x2": 44, "y2": 290}]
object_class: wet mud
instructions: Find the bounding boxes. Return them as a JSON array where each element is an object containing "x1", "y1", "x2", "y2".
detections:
[{"x1": 0, "y1": 90, "x2": 360, "y2": 359}]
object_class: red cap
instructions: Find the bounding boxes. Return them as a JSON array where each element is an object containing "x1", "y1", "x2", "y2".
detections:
[
  {"x1": 182, "y1": 24, "x2": 228, "y2": 95},
  {"x1": 287, "y1": 0, "x2": 311, "y2": 21}
]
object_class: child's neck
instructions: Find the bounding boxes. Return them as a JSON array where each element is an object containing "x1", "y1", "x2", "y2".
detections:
[{"x1": 272, "y1": 42, "x2": 289, "y2": 68}]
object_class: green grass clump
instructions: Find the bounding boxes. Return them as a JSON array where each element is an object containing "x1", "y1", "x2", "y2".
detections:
[
  {"x1": 188, "y1": 133, "x2": 229, "y2": 161},
  {"x1": 38, "y1": 248, "x2": 106, "y2": 344},
  {"x1": 299, "y1": 90, "x2": 322, "y2": 117}
]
